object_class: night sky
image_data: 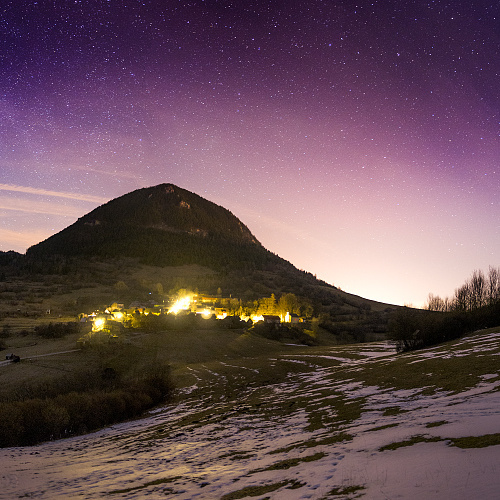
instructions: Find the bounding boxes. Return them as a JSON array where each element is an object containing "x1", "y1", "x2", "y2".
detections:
[{"x1": 1, "y1": 1, "x2": 499, "y2": 306}]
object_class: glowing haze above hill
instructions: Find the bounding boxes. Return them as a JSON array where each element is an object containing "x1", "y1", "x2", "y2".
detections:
[{"x1": 1, "y1": 1, "x2": 499, "y2": 306}]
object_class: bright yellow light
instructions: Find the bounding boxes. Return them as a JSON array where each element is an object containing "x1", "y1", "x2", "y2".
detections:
[
  {"x1": 93, "y1": 317, "x2": 105, "y2": 331},
  {"x1": 250, "y1": 314, "x2": 264, "y2": 323},
  {"x1": 113, "y1": 311, "x2": 124, "y2": 321},
  {"x1": 201, "y1": 308, "x2": 212, "y2": 319},
  {"x1": 168, "y1": 295, "x2": 193, "y2": 315},
  {"x1": 216, "y1": 312, "x2": 227, "y2": 320}
]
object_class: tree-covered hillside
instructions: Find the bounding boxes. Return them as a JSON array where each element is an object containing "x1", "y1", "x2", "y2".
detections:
[{"x1": 27, "y1": 184, "x2": 259, "y2": 261}]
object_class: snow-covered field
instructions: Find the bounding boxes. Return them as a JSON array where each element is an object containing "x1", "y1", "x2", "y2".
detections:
[{"x1": 1, "y1": 331, "x2": 500, "y2": 499}]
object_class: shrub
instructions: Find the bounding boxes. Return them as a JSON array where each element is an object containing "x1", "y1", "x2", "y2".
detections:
[
  {"x1": 389, "y1": 308, "x2": 470, "y2": 352},
  {"x1": 41, "y1": 402, "x2": 70, "y2": 440},
  {"x1": 0, "y1": 403, "x2": 24, "y2": 447},
  {"x1": 220, "y1": 315, "x2": 247, "y2": 329},
  {"x1": 19, "y1": 399, "x2": 49, "y2": 445},
  {"x1": 251, "y1": 321, "x2": 281, "y2": 340},
  {"x1": 0, "y1": 363, "x2": 174, "y2": 447},
  {"x1": 34, "y1": 322, "x2": 80, "y2": 338},
  {"x1": 389, "y1": 308, "x2": 423, "y2": 352}
]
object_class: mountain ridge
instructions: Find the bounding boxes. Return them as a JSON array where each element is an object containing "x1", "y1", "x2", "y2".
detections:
[
  {"x1": 76, "y1": 183, "x2": 260, "y2": 245},
  {"x1": 27, "y1": 183, "x2": 260, "y2": 258},
  {"x1": 25, "y1": 183, "x2": 277, "y2": 273}
]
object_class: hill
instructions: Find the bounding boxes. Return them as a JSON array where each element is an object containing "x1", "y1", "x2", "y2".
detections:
[
  {"x1": 2, "y1": 184, "x2": 395, "y2": 342},
  {"x1": 23, "y1": 183, "x2": 328, "y2": 296},
  {"x1": 26, "y1": 183, "x2": 263, "y2": 269}
]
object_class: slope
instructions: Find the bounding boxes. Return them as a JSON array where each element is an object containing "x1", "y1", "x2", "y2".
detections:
[
  {"x1": 15, "y1": 183, "x2": 394, "y2": 336},
  {"x1": 26, "y1": 183, "x2": 267, "y2": 270},
  {"x1": 1, "y1": 328, "x2": 499, "y2": 498}
]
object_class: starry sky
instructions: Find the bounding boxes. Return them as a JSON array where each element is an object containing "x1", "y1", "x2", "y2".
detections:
[{"x1": 1, "y1": 0, "x2": 499, "y2": 306}]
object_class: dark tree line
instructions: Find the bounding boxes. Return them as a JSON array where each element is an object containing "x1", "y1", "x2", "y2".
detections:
[
  {"x1": 391, "y1": 266, "x2": 500, "y2": 352},
  {"x1": 0, "y1": 363, "x2": 174, "y2": 447},
  {"x1": 425, "y1": 266, "x2": 500, "y2": 312}
]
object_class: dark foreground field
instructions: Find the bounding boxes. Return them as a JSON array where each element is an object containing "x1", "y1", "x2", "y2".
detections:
[
  {"x1": 0, "y1": 321, "x2": 329, "y2": 446},
  {"x1": 1, "y1": 326, "x2": 500, "y2": 499}
]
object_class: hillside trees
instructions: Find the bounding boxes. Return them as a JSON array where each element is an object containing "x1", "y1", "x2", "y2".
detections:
[
  {"x1": 389, "y1": 306, "x2": 471, "y2": 352},
  {"x1": 277, "y1": 293, "x2": 300, "y2": 316},
  {"x1": 252, "y1": 293, "x2": 315, "y2": 319},
  {"x1": 425, "y1": 293, "x2": 450, "y2": 312},
  {"x1": 394, "y1": 266, "x2": 500, "y2": 352},
  {"x1": 425, "y1": 266, "x2": 500, "y2": 312},
  {"x1": 0, "y1": 364, "x2": 174, "y2": 447},
  {"x1": 487, "y1": 266, "x2": 500, "y2": 305},
  {"x1": 258, "y1": 294, "x2": 277, "y2": 315}
]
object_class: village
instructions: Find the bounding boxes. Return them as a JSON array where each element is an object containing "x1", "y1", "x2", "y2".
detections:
[{"x1": 81, "y1": 291, "x2": 306, "y2": 334}]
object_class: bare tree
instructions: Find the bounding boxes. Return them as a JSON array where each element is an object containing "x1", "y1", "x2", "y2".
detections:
[
  {"x1": 431, "y1": 266, "x2": 500, "y2": 313},
  {"x1": 454, "y1": 283, "x2": 469, "y2": 311},
  {"x1": 425, "y1": 293, "x2": 446, "y2": 311},
  {"x1": 487, "y1": 266, "x2": 500, "y2": 305},
  {"x1": 442, "y1": 296, "x2": 451, "y2": 312},
  {"x1": 470, "y1": 270, "x2": 486, "y2": 309}
]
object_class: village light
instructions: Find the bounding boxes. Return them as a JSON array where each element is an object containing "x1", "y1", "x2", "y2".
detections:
[
  {"x1": 201, "y1": 308, "x2": 212, "y2": 319},
  {"x1": 93, "y1": 317, "x2": 106, "y2": 331},
  {"x1": 168, "y1": 295, "x2": 192, "y2": 315},
  {"x1": 250, "y1": 314, "x2": 264, "y2": 323}
]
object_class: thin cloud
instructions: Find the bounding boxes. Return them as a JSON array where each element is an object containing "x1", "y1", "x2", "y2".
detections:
[
  {"x1": 71, "y1": 165, "x2": 143, "y2": 181},
  {"x1": 0, "y1": 197, "x2": 86, "y2": 217},
  {"x1": 0, "y1": 184, "x2": 108, "y2": 204}
]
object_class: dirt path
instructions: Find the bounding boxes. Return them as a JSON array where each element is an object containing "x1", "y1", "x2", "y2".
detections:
[{"x1": 0, "y1": 349, "x2": 81, "y2": 367}]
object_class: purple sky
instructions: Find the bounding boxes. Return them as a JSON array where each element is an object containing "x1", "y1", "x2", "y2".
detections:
[{"x1": 1, "y1": 1, "x2": 499, "y2": 306}]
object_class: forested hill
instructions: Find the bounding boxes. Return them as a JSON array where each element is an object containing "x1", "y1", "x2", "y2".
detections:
[
  {"x1": 26, "y1": 183, "x2": 269, "y2": 270},
  {"x1": 5, "y1": 184, "x2": 396, "y2": 341},
  {"x1": 21, "y1": 184, "x2": 391, "y2": 314}
]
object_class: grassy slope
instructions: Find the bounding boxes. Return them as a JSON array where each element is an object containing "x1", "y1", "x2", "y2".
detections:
[
  {"x1": 2, "y1": 323, "x2": 500, "y2": 497},
  {"x1": 0, "y1": 260, "x2": 394, "y2": 402},
  {"x1": 1, "y1": 256, "x2": 394, "y2": 320},
  {"x1": 4, "y1": 320, "x2": 499, "y2": 407},
  {"x1": 0, "y1": 326, "x2": 323, "y2": 401}
]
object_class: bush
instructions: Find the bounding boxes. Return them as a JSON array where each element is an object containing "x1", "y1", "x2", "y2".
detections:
[
  {"x1": 251, "y1": 321, "x2": 281, "y2": 340},
  {"x1": 0, "y1": 364, "x2": 175, "y2": 447},
  {"x1": 220, "y1": 315, "x2": 247, "y2": 329},
  {"x1": 0, "y1": 403, "x2": 24, "y2": 447},
  {"x1": 34, "y1": 322, "x2": 80, "y2": 339},
  {"x1": 388, "y1": 308, "x2": 422, "y2": 352},
  {"x1": 389, "y1": 308, "x2": 470, "y2": 352}
]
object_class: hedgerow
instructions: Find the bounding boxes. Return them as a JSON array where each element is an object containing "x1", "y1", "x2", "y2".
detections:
[{"x1": 0, "y1": 365, "x2": 174, "y2": 447}]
